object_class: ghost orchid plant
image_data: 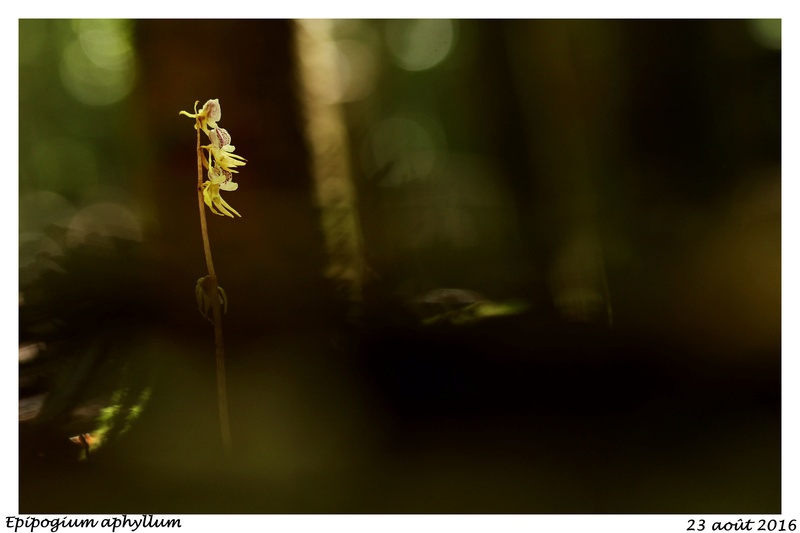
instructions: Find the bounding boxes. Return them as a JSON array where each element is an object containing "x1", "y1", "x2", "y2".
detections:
[{"x1": 180, "y1": 98, "x2": 248, "y2": 453}]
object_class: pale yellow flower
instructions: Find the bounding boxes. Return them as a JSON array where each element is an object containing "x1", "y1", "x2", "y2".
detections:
[
  {"x1": 209, "y1": 164, "x2": 238, "y2": 192},
  {"x1": 202, "y1": 178, "x2": 241, "y2": 218},
  {"x1": 206, "y1": 127, "x2": 247, "y2": 173},
  {"x1": 179, "y1": 99, "x2": 221, "y2": 134},
  {"x1": 201, "y1": 163, "x2": 240, "y2": 217}
]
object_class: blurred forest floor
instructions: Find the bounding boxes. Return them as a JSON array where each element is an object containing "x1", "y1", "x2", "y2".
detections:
[{"x1": 20, "y1": 306, "x2": 779, "y2": 513}]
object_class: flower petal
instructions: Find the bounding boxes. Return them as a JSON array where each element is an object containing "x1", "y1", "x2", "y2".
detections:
[
  {"x1": 202, "y1": 181, "x2": 241, "y2": 217},
  {"x1": 214, "y1": 194, "x2": 241, "y2": 218},
  {"x1": 208, "y1": 165, "x2": 232, "y2": 185},
  {"x1": 202, "y1": 99, "x2": 221, "y2": 123},
  {"x1": 210, "y1": 128, "x2": 232, "y2": 149},
  {"x1": 202, "y1": 182, "x2": 221, "y2": 215}
]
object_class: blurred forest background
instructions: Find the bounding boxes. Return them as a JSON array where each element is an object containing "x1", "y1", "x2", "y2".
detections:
[{"x1": 18, "y1": 19, "x2": 781, "y2": 513}]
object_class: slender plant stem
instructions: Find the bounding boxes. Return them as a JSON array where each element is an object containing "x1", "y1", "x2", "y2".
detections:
[{"x1": 195, "y1": 124, "x2": 233, "y2": 453}]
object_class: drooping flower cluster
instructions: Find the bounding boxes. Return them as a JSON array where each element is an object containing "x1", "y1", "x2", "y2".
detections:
[{"x1": 180, "y1": 99, "x2": 247, "y2": 217}]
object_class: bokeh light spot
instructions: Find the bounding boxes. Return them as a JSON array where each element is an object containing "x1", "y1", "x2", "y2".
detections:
[
  {"x1": 385, "y1": 19, "x2": 455, "y2": 72},
  {"x1": 65, "y1": 202, "x2": 143, "y2": 248},
  {"x1": 19, "y1": 233, "x2": 63, "y2": 270},
  {"x1": 363, "y1": 114, "x2": 446, "y2": 185},
  {"x1": 19, "y1": 190, "x2": 77, "y2": 234},
  {"x1": 748, "y1": 19, "x2": 781, "y2": 50},
  {"x1": 59, "y1": 20, "x2": 136, "y2": 106}
]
